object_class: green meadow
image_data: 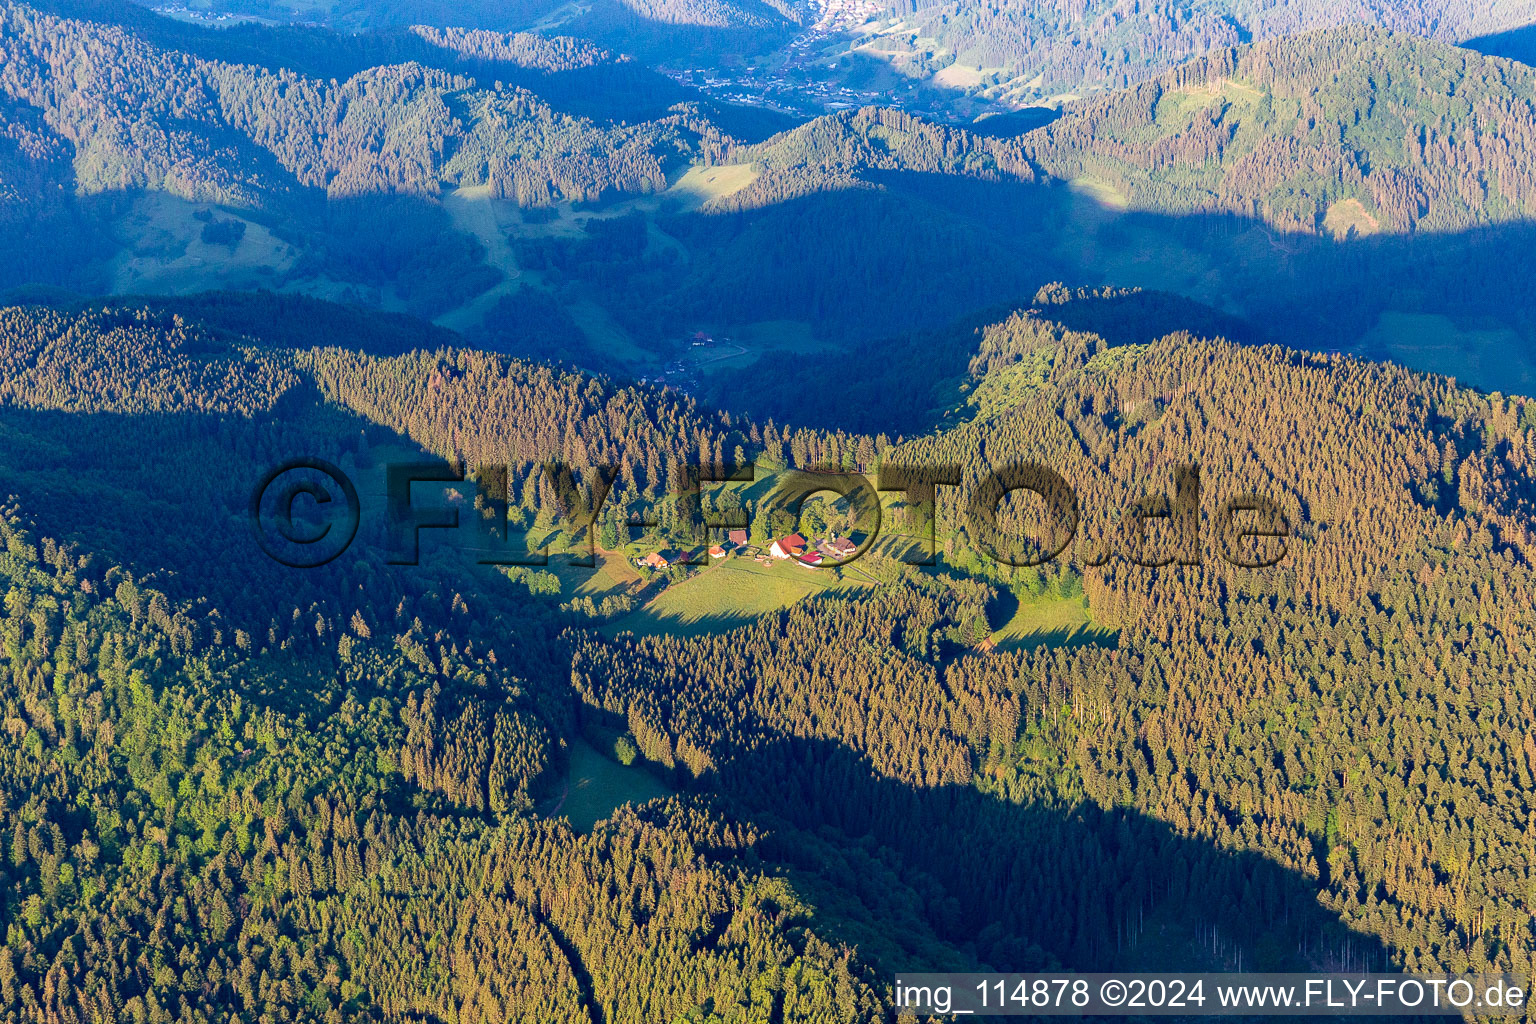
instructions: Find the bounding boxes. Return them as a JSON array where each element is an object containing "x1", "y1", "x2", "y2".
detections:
[
  {"x1": 553, "y1": 737, "x2": 674, "y2": 832},
  {"x1": 608, "y1": 554, "x2": 862, "y2": 638}
]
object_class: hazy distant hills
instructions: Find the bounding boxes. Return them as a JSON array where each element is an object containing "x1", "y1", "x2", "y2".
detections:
[
  {"x1": 0, "y1": 0, "x2": 814, "y2": 213},
  {"x1": 171, "y1": 0, "x2": 804, "y2": 33},
  {"x1": 0, "y1": 0, "x2": 720, "y2": 305},
  {"x1": 874, "y1": 0, "x2": 1536, "y2": 103},
  {"x1": 122, "y1": 0, "x2": 805, "y2": 62},
  {"x1": 655, "y1": 28, "x2": 1536, "y2": 395},
  {"x1": 8, "y1": 0, "x2": 1536, "y2": 393},
  {"x1": 693, "y1": 25, "x2": 1536, "y2": 238},
  {"x1": 125, "y1": 0, "x2": 1536, "y2": 111},
  {"x1": 1023, "y1": 26, "x2": 1536, "y2": 234}
]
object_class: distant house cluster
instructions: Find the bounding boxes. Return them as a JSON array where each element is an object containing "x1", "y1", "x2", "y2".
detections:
[
  {"x1": 636, "y1": 329, "x2": 733, "y2": 394},
  {"x1": 661, "y1": 1, "x2": 893, "y2": 117},
  {"x1": 635, "y1": 528, "x2": 749, "y2": 572},
  {"x1": 635, "y1": 530, "x2": 856, "y2": 573},
  {"x1": 767, "y1": 533, "x2": 857, "y2": 568}
]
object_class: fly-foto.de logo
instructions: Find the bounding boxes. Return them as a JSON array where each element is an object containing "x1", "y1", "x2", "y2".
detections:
[{"x1": 250, "y1": 459, "x2": 1292, "y2": 570}]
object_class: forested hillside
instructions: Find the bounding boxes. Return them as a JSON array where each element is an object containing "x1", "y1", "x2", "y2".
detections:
[
  {"x1": 0, "y1": 0, "x2": 734, "y2": 308},
  {"x1": 566, "y1": 31, "x2": 1536, "y2": 385},
  {"x1": 117, "y1": 0, "x2": 1536, "y2": 106},
  {"x1": 122, "y1": 0, "x2": 806, "y2": 60},
  {"x1": 1024, "y1": 27, "x2": 1536, "y2": 234},
  {"x1": 571, "y1": 294, "x2": 1536, "y2": 984},
  {"x1": 0, "y1": 298, "x2": 909, "y2": 1023},
  {"x1": 861, "y1": 0, "x2": 1536, "y2": 103},
  {"x1": 0, "y1": 2, "x2": 694, "y2": 204},
  {"x1": 721, "y1": 28, "x2": 1536, "y2": 236},
  {"x1": 9, "y1": 3, "x2": 1536, "y2": 393},
  {"x1": 5, "y1": 0, "x2": 1536, "y2": 1013},
  {"x1": 0, "y1": 507, "x2": 889, "y2": 1023},
  {"x1": 0, "y1": 245, "x2": 1535, "y2": 1015}
]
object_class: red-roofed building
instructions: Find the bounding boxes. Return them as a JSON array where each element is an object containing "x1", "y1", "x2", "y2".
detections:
[{"x1": 769, "y1": 533, "x2": 806, "y2": 560}]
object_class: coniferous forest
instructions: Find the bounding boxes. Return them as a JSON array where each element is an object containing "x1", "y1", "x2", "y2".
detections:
[{"x1": 2, "y1": 0, "x2": 1536, "y2": 1021}]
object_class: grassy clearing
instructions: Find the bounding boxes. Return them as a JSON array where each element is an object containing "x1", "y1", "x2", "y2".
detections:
[
  {"x1": 608, "y1": 555, "x2": 855, "y2": 638},
  {"x1": 734, "y1": 319, "x2": 824, "y2": 352},
  {"x1": 110, "y1": 193, "x2": 297, "y2": 294},
  {"x1": 552, "y1": 550, "x2": 642, "y2": 599},
  {"x1": 1046, "y1": 190, "x2": 1225, "y2": 305},
  {"x1": 1067, "y1": 177, "x2": 1129, "y2": 211},
  {"x1": 1322, "y1": 198, "x2": 1381, "y2": 240},
  {"x1": 933, "y1": 63, "x2": 985, "y2": 89},
  {"x1": 689, "y1": 319, "x2": 830, "y2": 376},
  {"x1": 574, "y1": 163, "x2": 756, "y2": 224},
  {"x1": 529, "y1": 1, "x2": 590, "y2": 33},
  {"x1": 869, "y1": 526, "x2": 1114, "y2": 652},
  {"x1": 565, "y1": 299, "x2": 651, "y2": 365},
  {"x1": 989, "y1": 591, "x2": 1114, "y2": 651},
  {"x1": 1161, "y1": 78, "x2": 1265, "y2": 119},
  {"x1": 554, "y1": 738, "x2": 673, "y2": 833},
  {"x1": 505, "y1": 203, "x2": 588, "y2": 240},
  {"x1": 667, "y1": 163, "x2": 759, "y2": 209}
]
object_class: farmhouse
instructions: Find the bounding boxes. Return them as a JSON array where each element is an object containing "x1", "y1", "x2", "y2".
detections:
[
  {"x1": 796, "y1": 552, "x2": 824, "y2": 568},
  {"x1": 639, "y1": 551, "x2": 670, "y2": 570},
  {"x1": 708, "y1": 545, "x2": 726, "y2": 559},
  {"x1": 822, "y1": 537, "x2": 857, "y2": 560},
  {"x1": 727, "y1": 529, "x2": 749, "y2": 546},
  {"x1": 770, "y1": 533, "x2": 806, "y2": 560}
]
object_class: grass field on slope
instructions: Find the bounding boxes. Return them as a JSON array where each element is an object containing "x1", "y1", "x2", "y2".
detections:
[
  {"x1": 608, "y1": 555, "x2": 861, "y2": 638},
  {"x1": 988, "y1": 591, "x2": 1115, "y2": 650},
  {"x1": 550, "y1": 738, "x2": 674, "y2": 833}
]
